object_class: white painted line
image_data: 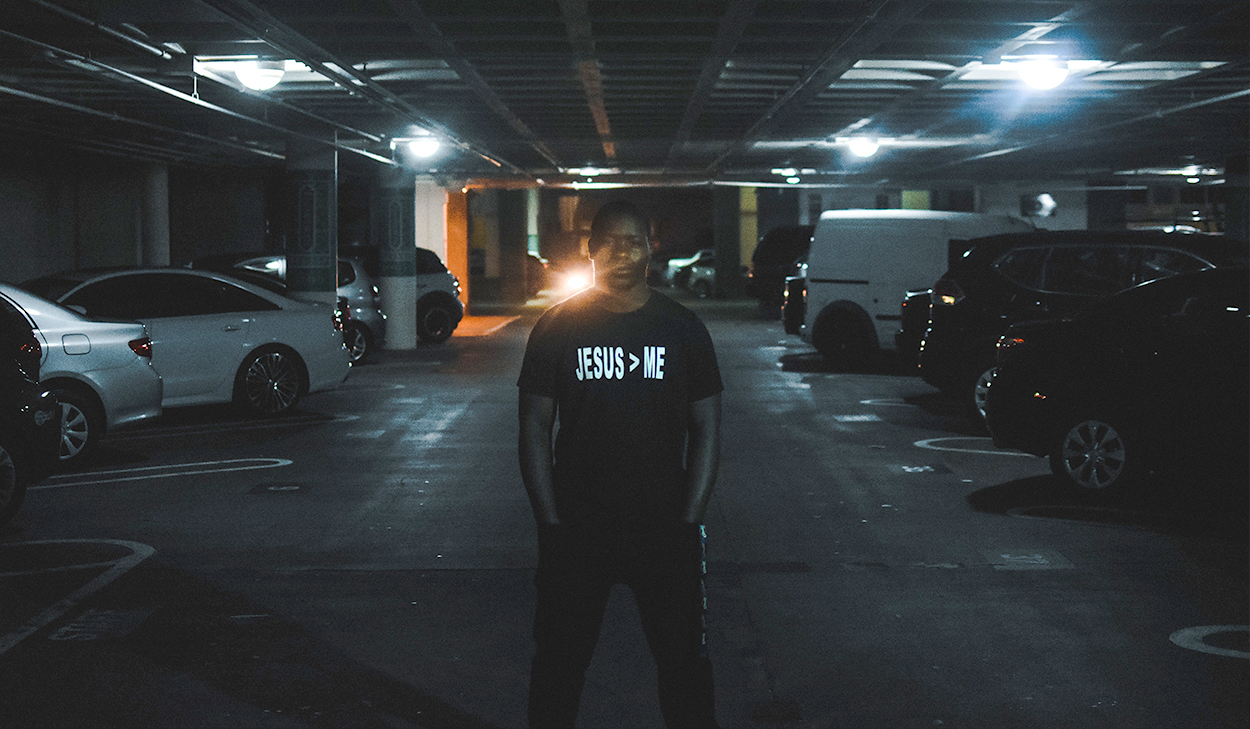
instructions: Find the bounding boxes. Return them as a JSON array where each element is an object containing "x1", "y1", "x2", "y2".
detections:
[
  {"x1": 1169, "y1": 626, "x2": 1250, "y2": 659},
  {"x1": 859, "y1": 398, "x2": 916, "y2": 407},
  {"x1": 344, "y1": 430, "x2": 387, "y2": 439},
  {"x1": 34, "y1": 458, "x2": 293, "y2": 489},
  {"x1": 0, "y1": 539, "x2": 156, "y2": 655},
  {"x1": 835, "y1": 414, "x2": 882, "y2": 422},
  {"x1": 914, "y1": 436, "x2": 1036, "y2": 457},
  {"x1": 110, "y1": 413, "x2": 360, "y2": 441}
]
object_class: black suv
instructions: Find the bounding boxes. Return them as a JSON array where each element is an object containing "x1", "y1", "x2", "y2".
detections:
[
  {"x1": 986, "y1": 265, "x2": 1249, "y2": 496},
  {"x1": 746, "y1": 225, "x2": 813, "y2": 319},
  {"x1": 918, "y1": 230, "x2": 1247, "y2": 420},
  {"x1": 1, "y1": 297, "x2": 61, "y2": 525}
]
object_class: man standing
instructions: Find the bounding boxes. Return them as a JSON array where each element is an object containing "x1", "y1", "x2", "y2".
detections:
[{"x1": 518, "y1": 200, "x2": 723, "y2": 728}]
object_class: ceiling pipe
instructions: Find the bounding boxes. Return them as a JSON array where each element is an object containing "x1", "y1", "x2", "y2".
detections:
[
  {"x1": 0, "y1": 28, "x2": 397, "y2": 166},
  {"x1": 27, "y1": 0, "x2": 174, "y2": 60},
  {"x1": 0, "y1": 83, "x2": 284, "y2": 161},
  {"x1": 200, "y1": 0, "x2": 528, "y2": 175}
]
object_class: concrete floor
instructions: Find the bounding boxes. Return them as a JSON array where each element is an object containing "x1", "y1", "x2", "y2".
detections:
[{"x1": 2, "y1": 291, "x2": 1246, "y2": 728}]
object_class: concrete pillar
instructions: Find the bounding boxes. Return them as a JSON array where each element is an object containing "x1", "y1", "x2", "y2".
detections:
[
  {"x1": 712, "y1": 186, "x2": 744, "y2": 298},
  {"x1": 498, "y1": 189, "x2": 529, "y2": 304},
  {"x1": 140, "y1": 163, "x2": 170, "y2": 266},
  {"x1": 375, "y1": 168, "x2": 417, "y2": 349},
  {"x1": 739, "y1": 186, "x2": 758, "y2": 275},
  {"x1": 445, "y1": 190, "x2": 470, "y2": 311},
  {"x1": 1225, "y1": 153, "x2": 1249, "y2": 242},
  {"x1": 286, "y1": 143, "x2": 337, "y2": 305}
]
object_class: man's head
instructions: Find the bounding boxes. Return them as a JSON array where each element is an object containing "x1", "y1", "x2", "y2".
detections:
[{"x1": 587, "y1": 201, "x2": 652, "y2": 295}]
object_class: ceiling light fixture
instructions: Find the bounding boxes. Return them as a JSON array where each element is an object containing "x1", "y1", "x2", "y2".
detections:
[
  {"x1": 1016, "y1": 59, "x2": 1069, "y2": 90},
  {"x1": 847, "y1": 138, "x2": 880, "y2": 158},
  {"x1": 234, "y1": 59, "x2": 285, "y2": 91},
  {"x1": 390, "y1": 130, "x2": 441, "y2": 158}
]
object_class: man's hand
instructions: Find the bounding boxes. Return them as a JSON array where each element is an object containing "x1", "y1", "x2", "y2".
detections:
[
  {"x1": 519, "y1": 391, "x2": 561, "y2": 526},
  {"x1": 682, "y1": 392, "x2": 722, "y2": 524}
]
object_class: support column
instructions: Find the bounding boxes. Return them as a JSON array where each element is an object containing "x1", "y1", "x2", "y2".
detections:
[
  {"x1": 445, "y1": 189, "x2": 469, "y2": 311},
  {"x1": 713, "y1": 186, "x2": 745, "y2": 298},
  {"x1": 739, "y1": 186, "x2": 758, "y2": 276},
  {"x1": 286, "y1": 143, "x2": 337, "y2": 305},
  {"x1": 498, "y1": 189, "x2": 529, "y2": 304},
  {"x1": 140, "y1": 163, "x2": 170, "y2": 266},
  {"x1": 375, "y1": 168, "x2": 417, "y2": 349}
]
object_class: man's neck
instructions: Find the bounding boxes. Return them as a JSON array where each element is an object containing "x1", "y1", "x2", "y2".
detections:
[{"x1": 592, "y1": 283, "x2": 652, "y2": 313}]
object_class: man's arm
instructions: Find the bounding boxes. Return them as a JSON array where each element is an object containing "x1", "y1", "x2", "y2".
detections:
[
  {"x1": 519, "y1": 391, "x2": 561, "y2": 526},
  {"x1": 682, "y1": 392, "x2": 722, "y2": 524}
]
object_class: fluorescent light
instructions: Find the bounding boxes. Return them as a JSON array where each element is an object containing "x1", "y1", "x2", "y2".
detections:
[
  {"x1": 408, "y1": 137, "x2": 440, "y2": 157},
  {"x1": 847, "y1": 138, "x2": 880, "y2": 157},
  {"x1": 786, "y1": 177, "x2": 800, "y2": 184},
  {"x1": 1017, "y1": 59, "x2": 1069, "y2": 90},
  {"x1": 234, "y1": 60, "x2": 285, "y2": 91}
]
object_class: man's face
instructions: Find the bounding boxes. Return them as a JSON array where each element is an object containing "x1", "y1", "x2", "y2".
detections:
[{"x1": 590, "y1": 214, "x2": 651, "y2": 293}]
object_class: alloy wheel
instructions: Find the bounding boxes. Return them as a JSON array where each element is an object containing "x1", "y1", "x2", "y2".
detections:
[
  {"x1": 243, "y1": 351, "x2": 302, "y2": 415},
  {"x1": 1056, "y1": 419, "x2": 1128, "y2": 490}
]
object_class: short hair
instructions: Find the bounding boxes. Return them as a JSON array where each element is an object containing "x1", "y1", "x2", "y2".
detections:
[{"x1": 588, "y1": 200, "x2": 651, "y2": 256}]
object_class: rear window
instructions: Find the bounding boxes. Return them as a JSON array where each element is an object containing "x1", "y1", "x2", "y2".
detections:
[
  {"x1": 992, "y1": 246, "x2": 1048, "y2": 289},
  {"x1": 1135, "y1": 247, "x2": 1212, "y2": 284}
]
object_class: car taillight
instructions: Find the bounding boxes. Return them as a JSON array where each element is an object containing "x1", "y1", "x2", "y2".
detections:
[
  {"x1": 996, "y1": 334, "x2": 1024, "y2": 365},
  {"x1": 930, "y1": 277, "x2": 965, "y2": 306},
  {"x1": 128, "y1": 337, "x2": 153, "y2": 358}
]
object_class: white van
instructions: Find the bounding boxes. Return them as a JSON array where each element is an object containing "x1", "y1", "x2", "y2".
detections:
[{"x1": 789, "y1": 209, "x2": 1032, "y2": 364}]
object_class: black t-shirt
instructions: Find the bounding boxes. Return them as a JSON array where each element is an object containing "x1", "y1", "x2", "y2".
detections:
[{"x1": 518, "y1": 289, "x2": 723, "y2": 531}]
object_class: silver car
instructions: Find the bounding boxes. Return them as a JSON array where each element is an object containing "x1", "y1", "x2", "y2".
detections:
[
  {"x1": 0, "y1": 283, "x2": 163, "y2": 465},
  {"x1": 21, "y1": 268, "x2": 350, "y2": 417}
]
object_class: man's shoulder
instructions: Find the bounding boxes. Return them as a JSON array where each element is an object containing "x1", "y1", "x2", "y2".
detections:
[{"x1": 646, "y1": 290, "x2": 708, "y2": 329}]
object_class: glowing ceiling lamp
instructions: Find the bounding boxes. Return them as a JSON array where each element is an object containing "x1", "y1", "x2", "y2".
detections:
[
  {"x1": 847, "y1": 137, "x2": 880, "y2": 158},
  {"x1": 408, "y1": 136, "x2": 440, "y2": 157},
  {"x1": 1017, "y1": 59, "x2": 1069, "y2": 90},
  {"x1": 234, "y1": 59, "x2": 285, "y2": 91}
]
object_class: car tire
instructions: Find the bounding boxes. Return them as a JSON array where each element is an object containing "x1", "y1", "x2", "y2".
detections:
[
  {"x1": 50, "y1": 386, "x2": 103, "y2": 465},
  {"x1": 971, "y1": 365, "x2": 996, "y2": 424},
  {"x1": 417, "y1": 302, "x2": 455, "y2": 344},
  {"x1": 344, "y1": 322, "x2": 373, "y2": 363},
  {"x1": 234, "y1": 346, "x2": 306, "y2": 416},
  {"x1": 691, "y1": 280, "x2": 712, "y2": 299},
  {"x1": 813, "y1": 308, "x2": 875, "y2": 368},
  {"x1": 0, "y1": 440, "x2": 27, "y2": 526},
  {"x1": 1049, "y1": 416, "x2": 1140, "y2": 495}
]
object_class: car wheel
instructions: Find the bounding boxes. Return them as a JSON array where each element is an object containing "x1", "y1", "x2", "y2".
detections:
[
  {"x1": 813, "y1": 309, "x2": 874, "y2": 368},
  {"x1": 417, "y1": 302, "x2": 455, "y2": 344},
  {"x1": 0, "y1": 441, "x2": 26, "y2": 526},
  {"x1": 971, "y1": 366, "x2": 996, "y2": 424},
  {"x1": 235, "y1": 347, "x2": 306, "y2": 416},
  {"x1": 691, "y1": 280, "x2": 712, "y2": 299},
  {"x1": 1049, "y1": 417, "x2": 1139, "y2": 495},
  {"x1": 51, "y1": 386, "x2": 102, "y2": 465},
  {"x1": 344, "y1": 323, "x2": 373, "y2": 363}
]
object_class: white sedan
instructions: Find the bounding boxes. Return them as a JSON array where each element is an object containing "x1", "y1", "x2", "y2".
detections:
[
  {"x1": 1, "y1": 283, "x2": 163, "y2": 464},
  {"x1": 21, "y1": 269, "x2": 350, "y2": 417}
]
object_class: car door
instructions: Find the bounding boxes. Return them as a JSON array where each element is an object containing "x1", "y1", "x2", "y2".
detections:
[{"x1": 63, "y1": 273, "x2": 263, "y2": 405}]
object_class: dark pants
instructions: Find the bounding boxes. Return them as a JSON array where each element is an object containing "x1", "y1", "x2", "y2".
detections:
[{"x1": 528, "y1": 523, "x2": 719, "y2": 729}]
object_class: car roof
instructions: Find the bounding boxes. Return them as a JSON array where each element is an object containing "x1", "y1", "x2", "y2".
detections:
[
  {"x1": 22, "y1": 266, "x2": 290, "y2": 303},
  {"x1": 964, "y1": 229, "x2": 1249, "y2": 265}
]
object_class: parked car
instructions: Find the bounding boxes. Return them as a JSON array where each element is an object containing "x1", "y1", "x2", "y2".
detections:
[
  {"x1": 920, "y1": 229, "x2": 1247, "y2": 421},
  {"x1": 526, "y1": 253, "x2": 550, "y2": 299},
  {"x1": 686, "y1": 254, "x2": 717, "y2": 298},
  {"x1": 985, "y1": 266, "x2": 1249, "y2": 496},
  {"x1": 1, "y1": 284, "x2": 163, "y2": 464},
  {"x1": 191, "y1": 253, "x2": 388, "y2": 361},
  {"x1": 894, "y1": 288, "x2": 931, "y2": 369},
  {"x1": 413, "y1": 247, "x2": 465, "y2": 344},
  {"x1": 664, "y1": 249, "x2": 715, "y2": 288},
  {"x1": 0, "y1": 309, "x2": 61, "y2": 525},
  {"x1": 789, "y1": 210, "x2": 1031, "y2": 366},
  {"x1": 747, "y1": 225, "x2": 813, "y2": 318},
  {"x1": 21, "y1": 268, "x2": 350, "y2": 417}
]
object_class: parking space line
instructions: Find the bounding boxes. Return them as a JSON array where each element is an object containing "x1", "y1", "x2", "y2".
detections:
[
  {"x1": 0, "y1": 539, "x2": 155, "y2": 656},
  {"x1": 33, "y1": 458, "x2": 293, "y2": 489},
  {"x1": 109, "y1": 414, "x2": 360, "y2": 442},
  {"x1": 914, "y1": 436, "x2": 1036, "y2": 457}
]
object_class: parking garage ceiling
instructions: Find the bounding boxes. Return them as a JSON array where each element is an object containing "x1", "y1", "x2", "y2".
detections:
[{"x1": 0, "y1": 0, "x2": 1246, "y2": 188}]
